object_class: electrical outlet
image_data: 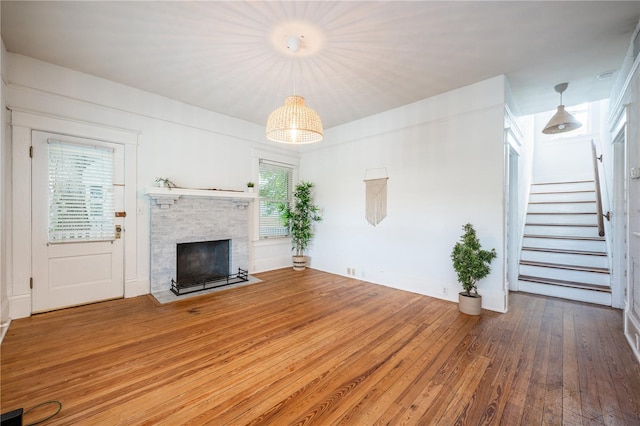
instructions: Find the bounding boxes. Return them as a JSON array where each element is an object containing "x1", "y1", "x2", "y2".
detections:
[
  {"x1": 352, "y1": 269, "x2": 356, "y2": 276},
  {"x1": 442, "y1": 287, "x2": 448, "y2": 295}
]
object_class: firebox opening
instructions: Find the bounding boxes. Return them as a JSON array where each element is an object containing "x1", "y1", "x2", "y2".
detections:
[
  {"x1": 177, "y1": 239, "x2": 230, "y2": 285},
  {"x1": 172, "y1": 239, "x2": 248, "y2": 296}
]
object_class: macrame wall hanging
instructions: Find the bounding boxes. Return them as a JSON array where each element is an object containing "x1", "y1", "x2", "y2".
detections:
[{"x1": 364, "y1": 168, "x2": 389, "y2": 227}]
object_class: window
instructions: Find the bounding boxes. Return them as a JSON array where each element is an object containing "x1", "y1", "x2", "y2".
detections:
[
  {"x1": 259, "y1": 159, "x2": 294, "y2": 238},
  {"x1": 48, "y1": 140, "x2": 115, "y2": 242}
]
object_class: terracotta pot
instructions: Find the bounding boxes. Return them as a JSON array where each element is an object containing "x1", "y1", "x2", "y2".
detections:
[
  {"x1": 458, "y1": 292, "x2": 482, "y2": 315},
  {"x1": 292, "y1": 255, "x2": 307, "y2": 271}
]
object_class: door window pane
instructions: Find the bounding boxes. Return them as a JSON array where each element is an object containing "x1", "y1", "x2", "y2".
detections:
[{"x1": 48, "y1": 140, "x2": 115, "y2": 242}]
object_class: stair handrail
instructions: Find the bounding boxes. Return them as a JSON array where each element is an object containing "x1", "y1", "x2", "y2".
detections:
[{"x1": 591, "y1": 139, "x2": 609, "y2": 237}]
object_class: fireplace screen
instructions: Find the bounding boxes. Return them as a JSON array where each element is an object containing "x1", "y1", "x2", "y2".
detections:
[
  {"x1": 177, "y1": 239, "x2": 230, "y2": 285},
  {"x1": 172, "y1": 239, "x2": 248, "y2": 296}
]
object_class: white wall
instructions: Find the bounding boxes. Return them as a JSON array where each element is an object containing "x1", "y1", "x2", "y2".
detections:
[
  {"x1": 5, "y1": 53, "x2": 297, "y2": 317},
  {"x1": 610, "y1": 37, "x2": 640, "y2": 361},
  {"x1": 299, "y1": 76, "x2": 508, "y2": 312},
  {"x1": 1, "y1": 37, "x2": 11, "y2": 332},
  {"x1": 5, "y1": 53, "x2": 512, "y2": 316}
]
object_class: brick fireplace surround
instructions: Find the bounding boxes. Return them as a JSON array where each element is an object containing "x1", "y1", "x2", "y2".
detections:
[{"x1": 146, "y1": 188, "x2": 255, "y2": 294}]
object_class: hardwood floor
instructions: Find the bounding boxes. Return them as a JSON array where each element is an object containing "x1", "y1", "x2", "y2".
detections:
[{"x1": 2, "y1": 268, "x2": 640, "y2": 425}]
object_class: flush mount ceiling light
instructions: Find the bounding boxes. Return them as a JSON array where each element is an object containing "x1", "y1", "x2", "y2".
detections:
[
  {"x1": 266, "y1": 36, "x2": 323, "y2": 144},
  {"x1": 542, "y1": 82, "x2": 582, "y2": 134}
]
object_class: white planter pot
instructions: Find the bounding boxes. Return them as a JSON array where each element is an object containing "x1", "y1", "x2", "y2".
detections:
[
  {"x1": 292, "y1": 255, "x2": 307, "y2": 271},
  {"x1": 458, "y1": 292, "x2": 482, "y2": 315}
]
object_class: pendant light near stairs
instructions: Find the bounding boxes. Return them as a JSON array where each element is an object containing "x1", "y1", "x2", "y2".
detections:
[{"x1": 542, "y1": 82, "x2": 582, "y2": 134}]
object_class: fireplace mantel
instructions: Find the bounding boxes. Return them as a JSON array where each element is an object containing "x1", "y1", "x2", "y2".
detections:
[
  {"x1": 148, "y1": 188, "x2": 252, "y2": 293},
  {"x1": 145, "y1": 187, "x2": 257, "y2": 208}
]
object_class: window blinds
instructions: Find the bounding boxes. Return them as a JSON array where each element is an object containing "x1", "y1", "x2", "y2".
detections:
[
  {"x1": 259, "y1": 160, "x2": 294, "y2": 238},
  {"x1": 48, "y1": 140, "x2": 115, "y2": 242}
]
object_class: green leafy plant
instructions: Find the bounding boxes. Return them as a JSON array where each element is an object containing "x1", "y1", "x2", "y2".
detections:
[
  {"x1": 451, "y1": 223, "x2": 497, "y2": 296},
  {"x1": 279, "y1": 181, "x2": 322, "y2": 257},
  {"x1": 155, "y1": 177, "x2": 176, "y2": 189}
]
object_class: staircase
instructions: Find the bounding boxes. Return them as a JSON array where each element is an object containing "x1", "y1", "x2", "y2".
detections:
[{"x1": 518, "y1": 180, "x2": 612, "y2": 305}]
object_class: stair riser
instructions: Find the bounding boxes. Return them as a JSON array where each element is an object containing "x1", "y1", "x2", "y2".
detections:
[
  {"x1": 522, "y1": 237, "x2": 606, "y2": 252},
  {"x1": 529, "y1": 192, "x2": 596, "y2": 203},
  {"x1": 525, "y1": 214, "x2": 597, "y2": 225},
  {"x1": 524, "y1": 225, "x2": 600, "y2": 238},
  {"x1": 517, "y1": 281, "x2": 611, "y2": 305},
  {"x1": 531, "y1": 182, "x2": 595, "y2": 193},
  {"x1": 519, "y1": 265, "x2": 610, "y2": 286},
  {"x1": 527, "y1": 203, "x2": 597, "y2": 214},
  {"x1": 520, "y1": 251, "x2": 609, "y2": 269}
]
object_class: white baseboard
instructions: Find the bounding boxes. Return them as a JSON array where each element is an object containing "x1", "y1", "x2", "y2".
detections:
[
  {"x1": 0, "y1": 319, "x2": 11, "y2": 344},
  {"x1": 125, "y1": 277, "x2": 149, "y2": 298},
  {"x1": 9, "y1": 293, "x2": 32, "y2": 319},
  {"x1": 9, "y1": 279, "x2": 150, "y2": 319},
  {"x1": 625, "y1": 311, "x2": 640, "y2": 364},
  {"x1": 251, "y1": 256, "x2": 292, "y2": 273}
]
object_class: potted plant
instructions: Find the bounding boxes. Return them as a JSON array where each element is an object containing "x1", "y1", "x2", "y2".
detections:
[
  {"x1": 246, "y1": 182, "x2": 255, "y2": 192},
  {"x1": 279, "y1": 181, "x2": 322, "y2": 271},
  {"x1": 450, "y1": 223, "x2": 497, "y2": 315},
  {"x1": 155, "y1": 177, "x2": 176, "y2": 189}
]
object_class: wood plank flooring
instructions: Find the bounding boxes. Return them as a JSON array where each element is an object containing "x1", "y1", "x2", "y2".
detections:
[{"x1": 2, "y1": 268, "x2": 640, "y2": 425}]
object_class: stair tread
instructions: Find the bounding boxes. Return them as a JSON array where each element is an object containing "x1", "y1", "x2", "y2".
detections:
[
  {"x1": 525, "y1": 223, "x2": 598, "y2": 227},
  {"x1": 519, "y1": 275, "x2": 611, "y2": 293},
  {"x1": 530, "y1": 190, "x2": 595, "y2": 195},
  {"x1": 523, "y1": 234, "x2": 605, "y2": 241},
  {"x1": 532, "y1": 180, "x2": 595, "y2": 185},
  {"x1": 521, "y1": 246, "x2": 607, "y2": 256},
  {"x1": 520, "y1": 260, "x2": 609, "y2": 274},
  {"x1": 527, "y1": 212, "x2": 596, "y2": 215},
  {"x1": 529, "y1": 200, "x2": 596, "y2": 204}
]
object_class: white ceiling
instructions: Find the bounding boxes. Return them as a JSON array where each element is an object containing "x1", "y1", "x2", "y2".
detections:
[{"x1": 2, "y1": 1, "x2": 639, "y2": 129}]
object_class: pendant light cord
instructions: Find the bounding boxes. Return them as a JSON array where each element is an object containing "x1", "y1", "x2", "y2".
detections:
[{"x1": 291, "y1": 47, "x2": 297, "y2": 95}]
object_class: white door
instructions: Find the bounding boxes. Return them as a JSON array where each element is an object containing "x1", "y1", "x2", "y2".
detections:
[{"x1": 31, "y1": 131, "x2": 125, "y2": 313}]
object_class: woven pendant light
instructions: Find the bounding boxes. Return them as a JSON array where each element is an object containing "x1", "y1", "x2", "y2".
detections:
[
  {"x1": 266, "y1": 36, "x2": 323, "y2": 144},
  {"x1": 266, "y1": 95, "x2": 323, "y2": 144}
]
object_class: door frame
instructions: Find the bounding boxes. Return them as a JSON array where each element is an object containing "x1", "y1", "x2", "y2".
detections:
[
  {"x1": 10, "y1": 109, "x2": 138, "y2": 318},
  {"x1": 31, "y1": 132, "x2": 126, "y2": 312},
  {"x1": 611, "y1": 126, "x2": 627, "y2": 309},
  {"x1": 503, "y1": 106, "x2": 523, "y2": 313}
]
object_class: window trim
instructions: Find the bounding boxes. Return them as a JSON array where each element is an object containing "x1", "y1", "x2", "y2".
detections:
[
  {"x1": 251, "y1": 150, "x2": 299, "y2": 243},
  {"x1": 258, "y1": 159, "x2": 295, "y2": 240}
]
